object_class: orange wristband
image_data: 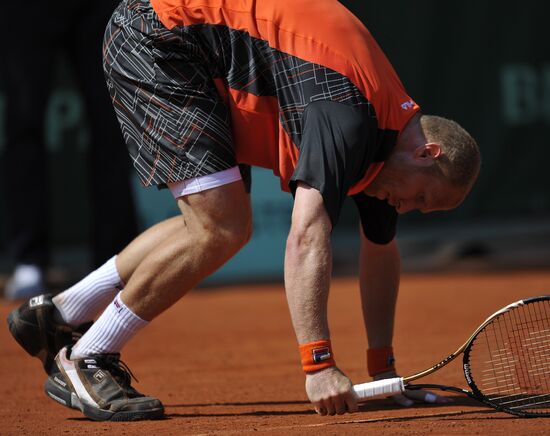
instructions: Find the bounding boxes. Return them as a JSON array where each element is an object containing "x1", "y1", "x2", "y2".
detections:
[
  {"x1": 367, "y1": 347, "x2": 395, "y2": 377},
  {"x1": 299, "y1": 340, "x2": 336, "y2": 373}
]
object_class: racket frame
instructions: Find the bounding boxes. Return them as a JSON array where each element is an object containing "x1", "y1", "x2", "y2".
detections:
[{"x1": 353, "y1": 295, "x2": 550, "y2": 417}]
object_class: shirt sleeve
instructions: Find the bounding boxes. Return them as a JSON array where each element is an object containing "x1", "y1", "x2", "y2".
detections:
[
  {"x1": 352, "y1": 193, "x2": 398, "y2": 244},
  {"x1": 289, "y1": 100, "x2": 376, "y2": 227}
]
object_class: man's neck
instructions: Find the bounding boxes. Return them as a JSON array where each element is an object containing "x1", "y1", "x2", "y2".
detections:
[{"x1": 395, "y1": 112, "x2": 424, "y2": 153}]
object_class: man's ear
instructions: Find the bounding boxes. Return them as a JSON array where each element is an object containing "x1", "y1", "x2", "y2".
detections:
[{"x1": 414, "y1": 143, "x2": 442, "y2": 160}]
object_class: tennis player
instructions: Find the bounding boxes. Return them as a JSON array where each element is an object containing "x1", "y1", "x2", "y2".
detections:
[{"x1": 8, "y1": 0, "x2": 480, "y2": 420}]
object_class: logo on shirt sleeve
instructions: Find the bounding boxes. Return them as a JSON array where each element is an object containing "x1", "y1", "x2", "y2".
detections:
[{"x1": 400, "y1": 99, "x2": 415, "y2": 110}]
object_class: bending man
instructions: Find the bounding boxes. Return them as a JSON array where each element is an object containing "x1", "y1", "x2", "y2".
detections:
[{"x1": 8, "y1": 0, "x2": 480, "y2": 421}]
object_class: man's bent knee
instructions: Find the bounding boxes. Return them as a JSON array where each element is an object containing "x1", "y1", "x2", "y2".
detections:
[
  {"x1": 174, "y1": 176, "x2": 253, "y2": 258},
  {"x1": 212, "y1": 216, "x2": 252, "y2": 258}
]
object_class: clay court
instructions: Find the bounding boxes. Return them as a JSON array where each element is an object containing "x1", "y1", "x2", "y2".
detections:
[{"x1": 2, "y1": 270, "x2": 550, "y2": 435}]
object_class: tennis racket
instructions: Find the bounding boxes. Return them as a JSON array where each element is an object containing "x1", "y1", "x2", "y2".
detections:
[{"x1": 352, "y1": 295, "x2": 550, "y2": 417}]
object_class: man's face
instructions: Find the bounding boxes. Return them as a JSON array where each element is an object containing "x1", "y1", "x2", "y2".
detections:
[{"x1": 364, "y1": 162, "x2": 465, "y2": 214}]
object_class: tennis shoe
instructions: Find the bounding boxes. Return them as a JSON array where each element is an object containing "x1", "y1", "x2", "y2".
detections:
[
  {"x1": 45, "y1": 346, "x2": 164, "y2": 421},
  {"x1": 7, "y1": 294, "x2": 92, "y2": 375}
]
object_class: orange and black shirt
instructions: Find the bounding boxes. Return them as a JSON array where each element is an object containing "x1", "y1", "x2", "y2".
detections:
[{"x1": 150, "y1": 0, "x2": 420, "y2": 241}]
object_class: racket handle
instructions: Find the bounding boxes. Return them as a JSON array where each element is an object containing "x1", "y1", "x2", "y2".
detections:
[{"x1": 353, "y1": 377, "x2": 405, "y2": 401}]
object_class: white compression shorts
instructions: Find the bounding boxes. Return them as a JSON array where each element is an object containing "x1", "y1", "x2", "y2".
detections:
[{"x1": 166, "y1": 166, "x2": 243, "y2": 199}]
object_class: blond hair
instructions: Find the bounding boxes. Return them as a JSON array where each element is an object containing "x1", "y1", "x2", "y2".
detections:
[{"x1": 420, "y1": 115, "x2": 481, "y2": 189}]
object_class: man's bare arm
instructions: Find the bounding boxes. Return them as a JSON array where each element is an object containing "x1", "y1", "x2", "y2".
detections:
[
  {"x1": 359, "y1": 231, "x2": 450, "y2": 405},
  {"x1": 358, "y1": 234, "x2": 400, "y2": 349},
  {"x1": 285, "y1": 183, "x2": 332, "y2": 343},
  {"x1": 285, "y1": 182, "x2": 357, "y2": 415}
]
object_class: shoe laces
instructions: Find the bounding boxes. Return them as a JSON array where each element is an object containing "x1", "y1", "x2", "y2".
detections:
[{"x1": 100, "y1": 354, "x2": 140, "y2": 386}]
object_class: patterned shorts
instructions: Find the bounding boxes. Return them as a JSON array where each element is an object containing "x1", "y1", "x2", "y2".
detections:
[{"x1": 103, "y1": 0, "x2": 249, "y2": 188}]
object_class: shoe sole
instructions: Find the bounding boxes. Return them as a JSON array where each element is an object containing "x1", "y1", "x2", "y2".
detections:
[
  {"x1": 44, "y1": 377, "x2": 82, "y2": 411},
  {"x1": 44, "y1": 378, "x2": 165, "y2": 421},
  {"x1": 82, "y1": 403, "x2": 165, "y2": 422}
]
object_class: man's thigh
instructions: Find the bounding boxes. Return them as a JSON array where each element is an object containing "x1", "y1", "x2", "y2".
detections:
[{"x1": 175, "y1": 175, "x2": 252, "y2": 238}]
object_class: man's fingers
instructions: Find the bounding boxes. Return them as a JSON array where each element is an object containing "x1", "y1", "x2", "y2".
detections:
[
  {"x1": 322, "y1": 398, "x2": 336, "y2": 416},
  {"x1": 390, "y1": 393, "x2": 414, "y2": 407},
  {"x1": 305, "y1": 367, "x2": 359, "y2": 416},
  {"x1": 315, "y1": 394, "x2": 359, "y2": 415},
  {"x1": 314, "y1": 401, "x2": 327, "y2": 415},
  {"x1": 391, "y1": 389, "x2": 453, "y2": 407},
  {"x1": 314, "y1": 393, "x2": 359, "y2": 415},
  {"x1": 344, "y1": 391, "x2": 359, "y2": 413},
  {"x1": 333, "y1": 394, "x2": 347, "y2": 415},
  {"x1": 403, "y1": 389, "x2": 453, "y2": 404}
]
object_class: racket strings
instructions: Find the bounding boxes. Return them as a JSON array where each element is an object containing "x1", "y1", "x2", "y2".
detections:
[{"x1": 468, "y1": 299, "x2": 550, "y2": 415}]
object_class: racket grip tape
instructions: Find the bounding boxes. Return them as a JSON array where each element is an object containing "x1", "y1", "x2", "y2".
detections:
[{"x1": 352, "y1": 377, "x2": 405, "y2": 401}]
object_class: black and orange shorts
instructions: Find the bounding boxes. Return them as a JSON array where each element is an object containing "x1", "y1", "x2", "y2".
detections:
[{"x1": 103, "y1": 0, "x2": 249, "y2": 188}]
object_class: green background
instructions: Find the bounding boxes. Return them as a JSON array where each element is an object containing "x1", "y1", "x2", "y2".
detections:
[{"x1": 1, "y1": 1, "x2": 549, "y2": 281}]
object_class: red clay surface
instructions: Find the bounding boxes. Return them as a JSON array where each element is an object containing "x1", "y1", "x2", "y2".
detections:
[{"x1": 2, "y1": 271, "x2": 550, "y2": 435}]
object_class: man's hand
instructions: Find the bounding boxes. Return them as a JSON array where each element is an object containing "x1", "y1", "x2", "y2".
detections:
[
  {"x1": 374, "y1": 370, "x2": 452, "y2": 406},
  {"x1": 306, "y1": 367, "x2": 359, "y2": 415}
]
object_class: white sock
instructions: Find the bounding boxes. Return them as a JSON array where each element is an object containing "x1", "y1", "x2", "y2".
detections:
[
  {"x1": 53, "y1": 256, "x2": 123, "y2": 325},
  {"x1": 71, "y1": 292, "x2": 148, "y2": 359}
]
